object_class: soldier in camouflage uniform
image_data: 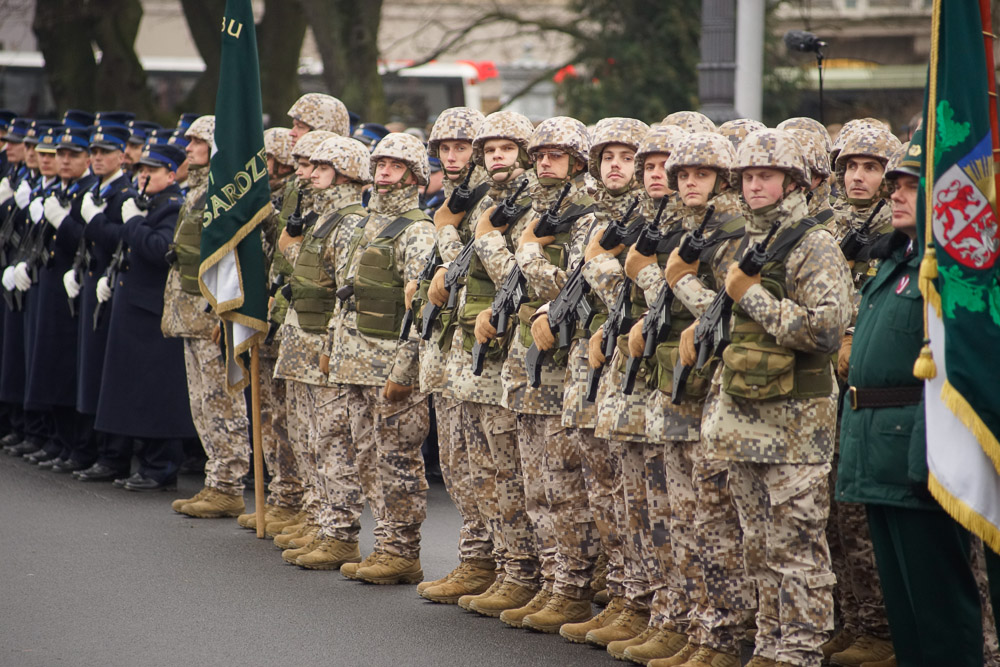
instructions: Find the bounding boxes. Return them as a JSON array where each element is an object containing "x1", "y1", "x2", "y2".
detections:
[
  {"x1": 663, "y1": 111, "x2": 718, "y2": 135},
  {"x1": 407, "y1": 107, "x2": 500, "y2": 603},
  {"x1": 271, "y1": 135, "x2": 370, "y2": 571},
  {"x1": 331, "y1": 132, "x2": 435, "y2": 585},
  {"x1": 471, "y1": 116, "x2": 598, "y2": 630},
  {"x1": 688, "y1": 129, "x2": 852, "y2": 667},
  {"x1": 554, "y1": 116, "x2": 649, "y2": 646},
  {"x1": 161, "y1": 115, "x2": 251, "y2": 519},
  {"x1": 450, "y1": 111, "x2": 541, "y2": 616},
  {"x1": 718, "y1": 119, "x2": 767, "y2": 153}
]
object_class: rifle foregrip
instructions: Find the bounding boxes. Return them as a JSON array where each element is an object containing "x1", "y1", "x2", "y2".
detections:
[
  {"x1": 471, "y1": 341, "x2": 487, "y2": 376},
  {"x1": 399, "y1": 310, "x2": 414, "y2": 341},
  {"x1": 525, "y1": 344, "x2": 543, "y2": 388}
]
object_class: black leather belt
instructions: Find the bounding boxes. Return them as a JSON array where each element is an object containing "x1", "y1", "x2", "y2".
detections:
[{"x1": 848, "y1": 385, "x2": 923, "y2": 410}]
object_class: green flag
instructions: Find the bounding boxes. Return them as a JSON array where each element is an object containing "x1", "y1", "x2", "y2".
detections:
[
  {"x1": 919, "y1": 0, "x2": 1000, "y2": 552},
  {"x1": 198, "y1": 0, "x2": 270, "y2": 393}
]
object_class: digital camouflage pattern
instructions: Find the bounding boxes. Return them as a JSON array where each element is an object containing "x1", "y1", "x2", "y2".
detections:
[
  {"x1": 427, "y1": 107, "x2": 486, "y2": 157},
  {"x1": 665, "y1": 131, "x2": 737, "y2": 190},
  {"x1": 287, "y1": 93, "x2": 350, "y2": 136},
  {"x1": 733, "y1": 129, "x2": 811, "y2": 189},
  {"x1": 586, "y1": 117, "x2": 650, "y2": 180},
  {"x1": 527, "y1": 116, "x2": 592, "y2": 165},
  {"x1": 472, "y1": 110, "x2": 535, "y2": 167},
  {"x1": 635, "y1": 124, "x2": 689, "y2": 173},
  {"x1": 184, "y1": 115, "x2": 215, "y2": 143},
  {"x1": 310, "y1": 135, "x2": 372, "y2": 183},
  {"x1": 291, "y1": 130, "x2": 337, "y2": 161},
  {"x1": 258, "y1": 355, "x2": 301, "y2": 509},
  {"x1": 371, "y1": 132, "x2": 430, "y2": 186},
  {"x1": 777, "y1": 117, "x2": 833, "y2": 153},
  {"x1": 662, "y1": 110, "x2": 717, "y2": 134},
  {"x1": 717, "y1": 118, "x2": 767, "y2": 152},
  {"x1": 264, "y1": 127, "x2": 296, "y2": 167}
]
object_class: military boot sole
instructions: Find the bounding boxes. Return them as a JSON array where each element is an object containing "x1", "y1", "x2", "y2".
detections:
[
  {"x1": 177, "y1": 505, "x2": 245, "y2": 519},
  {"x1": 356, "y1": 569, "x2": 424, "y2": 585},
  {"x1": 297, "y1": 554, "x2": 362, "y2": 571},
  {"x1": 523, "y1": 611, "x2": 592, "y2": 634},
  {"x1": 418, "y1": 589, "x2": 471, "y2": 604}
]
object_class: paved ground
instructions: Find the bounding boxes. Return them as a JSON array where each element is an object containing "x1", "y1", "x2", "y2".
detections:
[{"x1": 0, "y1": 453, "x2": 622, "y2": 667}]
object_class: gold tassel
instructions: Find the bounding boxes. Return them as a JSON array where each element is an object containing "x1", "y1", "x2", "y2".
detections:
[
  {"x1": 918, "y1": 246, "x2": 939, "y2": 295},
  {"x1": 913, "y1": 342, "x2": 938, "y2": 380}
]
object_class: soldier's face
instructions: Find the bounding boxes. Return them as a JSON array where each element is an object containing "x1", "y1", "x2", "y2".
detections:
[
  {"x1": 374, "y1": 157, "x2": 415, "y2": 188},
  {"x1": 676, "y1": 166, "x2": 719, "y2": 208},
  {"x1": 311, "y1": 164, "x2": 336, "y2": 190},
  {"x1": 124, "y1": 142, "x2": 142, "y2": 168},
  {"x1": 643, "y1": 153, "x2": 670, "y2": 198},
  {"x1": 57, "y1": 148, "x2": 90, "y2": 181},
  {"x1": 290, "y1": 119, "x2": 312, "y2": 143},
  {"x1": 24, "y1": 145, "x2": 38, "y2": 169},
  {"x1": 37, "y1": 151, "x2": 58, "y2": 177},
  {"x1": 186, "y1": 138, "x2": 210, "y2": 167},
  {"x1": 295, "y1": 157, "x2": 314, "y2": 180},
  {"x1": 742, "y1": 167, "x2": 793, "y2": 209},
  {"x1": 7, "y1": 142, "x2": 24, "y2": 163},
  {"x1": 89, "y1": 147, "x2": 124, "y2": 177},
  {"x1": 438, "y1": 140, "x2": 473, "y2": 180},
  {"x1": 889, "y1": 174, "x2": 918, "y2": 238},
  {"x1": 844, "y1": 157, "x2": 884, "y2": 201},
  {"x1": 533, "y1": 148, "x2": 571, "y2": 180},
  {"x1": 600, "y1": 144, "x2": 636, "y2": 192},
  {"x1": 482, "y1": 139, "x2": 520, "y2": 182},
  {"x1": 137, "y1": 165, "x2": 175, "y2": 195}
]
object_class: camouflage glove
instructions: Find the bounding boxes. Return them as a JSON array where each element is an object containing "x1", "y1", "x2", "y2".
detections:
[
  {"x1": 679, "y1": 320, "x2": 698, "y2": 367},
  {"x1": 588, "y1": 329, "x2": 605, "y2": 369},
  {"x1": 474, "y1": 307, "x2": 496, "y2": 344},
  {"x1": 383, "y1": 379, "x2": 412, "y2": 402},
  {"x1": 725, "y1": 262, "x2": 760, "y2": 303},
  {"x1": 584, "y1": 227, "x2": 623, "y2": 262},
  {"x1": 475, "y1": 206, "x2": 503, "y2": 239},
  {"x1": 627, "y1": 318, "x2": 645, "y2": 357},
  {"x1": 518, "y1": 215, "x2": 554, "y2": 249},
  {"x1": 837, "y1": 335, "x2": 852, "y2": 381},
  {"x1": 624, "y1": 245, "x2": 657, "y2": 280},
  {"x1": 531, "y1": 313, "x2": 555, "y2": 351},
  {"x1": 428, "y1": 266, "x2": 448, "y2": 307},
  {"x1": 664, "y1": 247, "x2": 698, "y2": 289},
  {"x1": 403, "y1": 280, "x2": 418, "y2": 311},
  {"x1": 433, "y1": 198, "x2": 465, "y2": 232}
]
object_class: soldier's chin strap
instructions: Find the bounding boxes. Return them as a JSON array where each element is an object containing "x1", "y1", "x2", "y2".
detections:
[
  {"x1": 537, "y1": 156, "x2": 580, "y2": 188},
  {"x1": 489, "y1": 150, "x2": 531, "y2": 183},
  {"x1": 375, "y1": 166, "x2": 415, "y2": 194}
]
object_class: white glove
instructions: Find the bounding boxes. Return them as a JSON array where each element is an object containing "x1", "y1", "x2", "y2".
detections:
[
  {"x1": 28, "y1": 197, "x2": 44, "y2": 223},
  {"x1": 0, "y1": 177, "x2": 13, "y2": 203},
  {"x1": 12, "y1": 262, "x2": 31, "y2": 291},
  {"x1": 81, "y1": 192, "x2": 106, "y2": 224},
  {"x1": 2, "y1": 266, "x2": 15, "y2": 291},
  {"x1": 121, "y1": 198, "x2": 145, "y2": 223},
  {"x1": 44, "y1": 195, "x2": 70, "y2": 229},
  {"x1": 63, "y1": 269, "x2": 81, "y2": 299},
  {"x1": 96, "y1": 275, "x2": 112, "y2": 303},
  {"x1": 14, "y1": 180, "x2": 31, "y2": 209}
]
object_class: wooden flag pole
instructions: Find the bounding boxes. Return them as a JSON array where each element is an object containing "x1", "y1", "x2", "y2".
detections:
[
  {"x1": 251, "y1": 343, "x2": 266, "y2": 538},
  {"x1": 979, "y1": 0, "x2": 1000, "y2": 202}
]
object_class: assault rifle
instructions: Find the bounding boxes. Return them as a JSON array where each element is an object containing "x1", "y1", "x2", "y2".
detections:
[
  {"x1": 94, "y1": 181, "x2": 150, "y2": 330},
  {"x1": 419, "y1": 238, "x2": 476, "y2": 340},
  {"x1": 622, "y1": 205, "x2": 714, "y2": 394},
  {"x1": 400, "y1": 248, "x2": 441, "y2": 341},
  {"x1": 671, "y1": 218, "x2": 782, "y2": 404},
  {"x1": 262, "y1": 193, "x2": 306, "y2": 344},
  {"x1": 446, "y1": 168, "x2": 475, "y2": 213},
  {"x1": 489, "y1": 178, "x2": 530, "y2": 227},
  {"x1": 284, "y1": 187, "x2": 306, "y2": 238},
  {"x1": 839, "y1": 199, "x2": 886, "y2": 262},
  {"x1": 68, "y1": 183, "x2": 103, "y2": 317}
]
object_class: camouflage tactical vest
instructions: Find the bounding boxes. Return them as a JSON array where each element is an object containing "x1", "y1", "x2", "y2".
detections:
[
  {"x1": 289, "y1": 203, "x2": 365, "y2": 334},
  {"x1": 172, "y1": 189, "x2": 208, "y2": 295},
  {"x1": 722, "y1": 218, "x2": 834, "y2": 401}
]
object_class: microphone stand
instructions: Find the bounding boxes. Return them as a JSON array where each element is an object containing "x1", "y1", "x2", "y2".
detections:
[{"x1": 815, "y1": 44, "x2": 825, "y2": 125}]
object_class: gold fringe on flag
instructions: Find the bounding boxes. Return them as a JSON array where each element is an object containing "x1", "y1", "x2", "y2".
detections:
[{"x1": 929, "y1": 472, "x2": 1000, "y2": 555}]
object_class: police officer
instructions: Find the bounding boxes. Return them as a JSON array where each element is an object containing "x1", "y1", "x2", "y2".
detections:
[{"x1": 93, "y1": 142, "x2": 196, "y2": 490}]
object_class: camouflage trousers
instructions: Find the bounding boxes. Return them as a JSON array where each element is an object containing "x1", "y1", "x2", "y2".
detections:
[
  {"x1": 515, "y1": 413, "x2": 562, "y2": 591},
  {"x1": 618, "y1": 439, "x2": 655, "y2": 614},
  {"x1": 827, "y1": 452, "x2": 888, "y2": 638},
  {"x1": 972, "y1": 537, "x2": 1000, "y2": 667},
  {"x1": 258, "y1": 357, "x2": 300, "y2": 510},
  {"x1": 437, "y1": 395, "x2": 493, "y2": 563},
  {"x1": 729, "y1": 461, "x2": 835, "y2": 667},
  {"x1": 284, "y1": 378, "x2": 322, "y2": 523},
  {"x1": 346, "y1": 385, "x2": 429, "y2": 560},
  {"x1": 464, "y1": 401, "x2": 539, "y2": 587},
  {"x1": 601, "y1": 438, "x2": 627, "y2": 602},
  {"x1": 183, "y1": 338, "x2": 249, "y2": 494},
  {"x1": 646, "y1": 440, "x2": 692, "y2": 631},
  {"x1": 664, "y1": 440, "x2": 755, "y2": 653},
  {"x1": 291, "y1": 381, "x2": 362, "y2": 544}
]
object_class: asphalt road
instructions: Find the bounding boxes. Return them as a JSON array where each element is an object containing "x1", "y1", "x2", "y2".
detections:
[{"x1": 0, "y1": 453, "x2": 621, "y2": 667}]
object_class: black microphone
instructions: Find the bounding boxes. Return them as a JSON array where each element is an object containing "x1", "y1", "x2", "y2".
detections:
[{"x1": 784, "y1": 29, "x2": 826, "y2": 53}]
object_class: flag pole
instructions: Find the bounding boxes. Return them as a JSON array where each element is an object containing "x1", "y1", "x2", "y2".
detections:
[
  {"x1": 251, "y1": 343, "x2": 266, "y2": 538},
  {"x1": 979, "y1": 0, "x2": 1000, "y2": 203}
]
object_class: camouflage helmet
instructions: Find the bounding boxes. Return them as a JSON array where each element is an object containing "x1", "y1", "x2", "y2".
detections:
[
  {"x1": 371, "y1": 132, "x2": 430, "y2": 186},
  {"x1": 309, "y1": 135, "x2": 372, "y2": 184},
  {"x1": 263, "y1": 127, "x2": 295, "y2": 168},
  {"x1": 427, "y1": 107, "x2": 486, "y2": 158},
  {"x1": 776, "y1": 117, "x2": 831, "y2": 153},
  {"x1": 717, "y1": 118, "x2": 767, "y2": 152},
  {"x1": 587, "y1": 117, "x2": 651, "y2": 180},
  {"x1": 785, "y1": 128, "x2": 831, "y2": 180},
  {"x1": 527, "y1": 116, "x2": 591, "y2": 165},
  {"x1": 471, "y1": 110, "x2": 534, "y2": 167},
  {"x1": 634, "y1": 124, "x2": 689, "y2": 174},
  {"x1": 666, "y1": 131, "x2": 737, "y2": 190},
  {"x1": 287, "y1": 93, "x2": 350, "y2": 136},
  {"x1": 830, "y1": 117, "x2": 888, "y2": 163},
  {"x1": 291, "y1": 130, "x2": 337, "y2": 161},
  {"x1": 184, "y1": 115, "x2": 215, "y2": 143},
  {"x1": 885, "y1": 140, "x2": 921, "y2": 181},
  {"x1": 834, "y1": 125, "x2": 901, "y2": 171},
  {"x1": 733, "y1": 129, "x2": 810, "y2": 188},
  {"x1": 662, "y1": 110, "x2": 717, "y2": 134}
]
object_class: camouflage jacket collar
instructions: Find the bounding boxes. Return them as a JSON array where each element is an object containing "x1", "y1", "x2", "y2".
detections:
[
  {"x1": 187, "y1": 164, "x2": 209, "y2": 191},
  {"x1": 680, "y1": 188, "x2": 742, "y2": 231},
  {"x1": 443, "y1": 164, "x2": 490, "y2": 198},
  {"x1": 594, "y1": 181, "x2": 642, "y2": 219},
  {"x1": 312, "y1": 182, "x2": 365, "y2": 215},
  {"x1": 369, "y1": 184, "x2": 419, "y2": 216},
  {"x1": 529, "y1": 172, "x2": 588, "y2": 213},
  {"x1": 488, "y1": 168, "x2": 534, "y2": 202},
  {"x1": 807, "y1": 181, "x2": 833, "y2": 218},
  {"x1": 746, "y1": 188, "x2": 808, "y2": 238}
]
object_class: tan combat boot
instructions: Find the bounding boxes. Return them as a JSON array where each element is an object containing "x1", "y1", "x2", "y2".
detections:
[
  {"x1": 658, "y1": 645, "x2": 739, "y2": 667},
  {"x1": 593, "y1": 589, "x2": 611, "y2": 606},
  {"x1": 585, "y1": 605, "x2": 650, "y2": 647},
  {"x1": 831, "y1": 636, "x2": 895, "y2": 667},
  {"x1": 458, "y1": 577, "x2": 504, "y2": 610},
  {"x1": 559, "y1": 596, "x2": 626, "y2": 643},
  {"x1": 743, "y1": 657, "x2": 778, "y2": 667},
  {"x1": 282, "y1": 538, "x2": 318, "y2": 564},
  {"x1": 341, "y1": 551, "x2": 380, "y2": 580},
  {"x1": 260, "y1": 506, "x2": 299, "y2": 536},
  {"x1": 354, "y1": 552, "x2": 423, "y2": 585},
  {"x1": 821, "y1": 630, "x2": 857, "y2": 662},
  {"x1": 176, "y1": 488, "x2": 245, "y2": 518},
  {"x1": 859, "y1": 657, "x2": 896, "y2": 667},
  {"x1": 420, "y1": 560, "x2": 496, "y2": 604},
  {"x1": 417, "y1": 570, "x2": 454, "y2": 595},
  {"x1": 622, "y1": 627, "x2": 689, "y2": 664},
  {"x1": 607, "y1": 626, "x2": 658, "y2": 661},
  {"x1": 274, "y1": 522, "x2": 317, "y2": 549},
  {"x1": 648, "y1": 641, "x2": 701, "y2": 667},
  {"x1": 469, "y1": 580, "x2": 537, "y2": 617},
  {"x1": 295, "y1": 537, "x2": 361, "y2": 570},
  {"x1": 237, "y1": 502, "x2": 275, "y2": 529},
  {"x1": 267, "y1": 510, "x2": 307, "y2": 538},
  {"x1": 521, "y1": 593, "x2": 593, "y2": 633},
  {"x1": 498, "y1": 589, "x2": 553, "y2": 628},
  {"x1": 172, "y1": 487, "x2": 210, "y2": 513}
]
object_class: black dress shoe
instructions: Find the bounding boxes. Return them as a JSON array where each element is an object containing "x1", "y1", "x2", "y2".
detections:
[
  {"x1": 34, "y1": 453, "x2": 62, "y2": 466},
  {"x1": 123, "y1": 474, "x2": 177, "y2": 492},
  {"x1": 25, "y1": 449, "x2": 56, "y2": 464},
  {"x1": 113, "y1": 472, "x2": 142, "y2": 488},
  {"x1": 76, "y1": 463, "x2": 129, "y2": 482},
  {"x1": 0, "y1": 432, "x2": 22, "y2": 448},
  {"x1": 52, "y1": 459, "x2": 89, "y2": 474},
  {"x1": 7, "y1": 440, "x2": 39, "y2": 456}
]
